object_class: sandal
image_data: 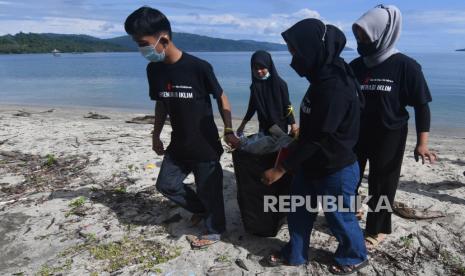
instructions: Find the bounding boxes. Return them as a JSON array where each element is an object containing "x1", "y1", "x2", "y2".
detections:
[
  {"x1": 262, "y1": 251, "x2": 287, "y2": 267},
  {"x1": 329, "y1": 259, "x2": 369, "y2": 275},
  {"x1": 365, "y1": 234, "x2": 385, "y2": 250},
  {"x1": 260, "y1": 251, "x2": 306, "y2": 267},
  {"x1": 188, "y1": 234, "x2": 220, "y2": 250}
]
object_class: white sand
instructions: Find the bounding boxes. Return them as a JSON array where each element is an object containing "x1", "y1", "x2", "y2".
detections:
[{"x1": 1, "y1": 105, "x2": 464, "y2": 276}]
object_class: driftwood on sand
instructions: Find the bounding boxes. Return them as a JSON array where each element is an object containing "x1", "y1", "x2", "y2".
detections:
[
  {"x1": 125, "y1": 115, "x2": 155, "y2": 125},
  {"x1": 125, "y1": 115, "x2": 170, "y2": 125},
  {"x1": 12, "y1": 109, "x2": 55, "y2": 117},
  {"x1": 393, "y1": 201, "x2": 446, "y2": 220},
  {"x1": 84, "y1": 112, "x2": 110, "y2": 120}
]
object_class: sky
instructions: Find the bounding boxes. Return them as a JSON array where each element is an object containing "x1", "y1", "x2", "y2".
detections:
[{"x1": 0, "y1": 0, "x2": 464, "y2": 52}]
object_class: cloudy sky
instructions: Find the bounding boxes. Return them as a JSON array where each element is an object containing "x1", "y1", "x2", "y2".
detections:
[{"x1": 0, "y1": 0, "x2": 464, "y2": 52}]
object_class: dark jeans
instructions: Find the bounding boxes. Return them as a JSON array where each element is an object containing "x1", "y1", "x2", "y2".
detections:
[
  {"x1": 355, "y1": 124, "x2": 408, "y2": 235},
  {"x1": 282, "y1": 162, "x2": 367, "y2": 266},
  {"x1": 155, "y1": 154, "x2": 226, "y2": 234}
]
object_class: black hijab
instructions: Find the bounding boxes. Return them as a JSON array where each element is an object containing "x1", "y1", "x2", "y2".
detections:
[
  {"x1": 281, "y1": 18, "x2": 356, "y2": 85},
  {"x1": 250, "y1": 50, "x2": 289, "y2": 131}
]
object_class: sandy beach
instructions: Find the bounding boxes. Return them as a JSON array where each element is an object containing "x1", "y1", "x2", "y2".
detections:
[{"x1": 1, "y1": 104, "x2": 465, "y2": 276}]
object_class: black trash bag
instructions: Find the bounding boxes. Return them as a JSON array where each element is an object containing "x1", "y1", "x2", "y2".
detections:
[{"x1": 232, "y1": 150, "x2": 292, "y2": 237}]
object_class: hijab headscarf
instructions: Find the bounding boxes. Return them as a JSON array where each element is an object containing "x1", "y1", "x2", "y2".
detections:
[
  {"x1": 281, "y1": 18, "x2": 355, "y2": 84},
  {"x1": 281, "y1": 18, "x2": 364, "y2": 107},
  {"x1": 250, "y1": 50, "x2": 290, "y2": 131},
  {"x1": 353, "y1": 4, "x2": 402, "y2": 68}
]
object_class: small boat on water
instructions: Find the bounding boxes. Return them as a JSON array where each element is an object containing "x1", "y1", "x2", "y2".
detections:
[{"x1": 52, "y1": 49, "x2": 61, "y2": 57}]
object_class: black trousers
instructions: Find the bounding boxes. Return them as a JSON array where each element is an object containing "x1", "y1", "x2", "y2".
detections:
[{"x1": 355, "y1": 124, "x2": 408, "y2": 235}]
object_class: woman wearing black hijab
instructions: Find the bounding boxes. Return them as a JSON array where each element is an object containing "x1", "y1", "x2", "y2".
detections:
[
  {"x1": 236, "y1": 50, "x2": 298, "y2": 136},
  {"x1": 262, "y1": 19, "x2": 368, "y2": 274}
]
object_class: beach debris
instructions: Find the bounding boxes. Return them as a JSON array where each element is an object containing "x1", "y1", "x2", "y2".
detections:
[
  {"x1": 24, "y1": 226, "x2": 32, "y2": 234},
  {"x1": 39, "y1": 109, "x2": 55, "y2": 113},
  {"x1": 393, "y1": 201, "x2": 446, "y2": 220},
  {"x1": 125, "y1": 115, "x2": 155, "y2": 125},
  {"x1": 0, "y1": 197, "x2": 28, "y2": 206},
  {"x1": 87, "y1": 137, "x2": 112, "y2": 143},
  {"x1": 207, "y1": 264, "x2": 235, "y2": 274},
  {"x1": 46, "y1": 217, "x2": 56, "y2": 229},
  {"x1": 71, "y1": 137, "x2": 81, "y2": 148},
  {"x1": 126, "y1": 115, "x2": 171, "y2": 125},
  {"x1": 145, "y1": 163, "x2": 157, "y2": 170},
  {"x1": 234, "y1": 258, "x2": 249, "y2": 271},
  {"x1": 84, "y1": 112, "x2": 110, "y2": 120},
  {"x1": 0, "y1": 151, "x2": 90, "y2": 201},
  {"x1": 58, "y1": 236, "x2": 180, "y2": 273},
  {"x1": 11, "y1": 109, "x2": 55, "y2": 117},
  {"x1": 12, "y1": 110, "x2": 31, "y2": 117}
]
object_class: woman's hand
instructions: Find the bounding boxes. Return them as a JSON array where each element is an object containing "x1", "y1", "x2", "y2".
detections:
[
  {"x1": 152, "y1": 134, "x2": 165, "y2": 155},
  {"x1": 262, "y1": 166, "x2": 286, "y2": 185},
  {"x1": 414, "y1": 144, "x2": 437, "y2": 164},
  {"x1": 414, "y1": 132, "x2": 437, "y2": 164},
  {"x1": 290, "y1": 124, "x2": 299, "y2": 137},
  {"x1": 224, "y1": 133, "x2": 241, "y2": 149},
  {"x1": 236, "y1": 122, "x2": 247, "y2": 136}
]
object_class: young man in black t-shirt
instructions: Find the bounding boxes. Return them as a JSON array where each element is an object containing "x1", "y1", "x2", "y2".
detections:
[{"x1": 125, "y1": 7, "x2": 240, "y2": 249}]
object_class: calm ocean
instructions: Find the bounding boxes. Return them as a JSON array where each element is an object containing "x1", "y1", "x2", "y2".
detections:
[{"x1": 1, "y1": 51, "x2": 464, "y2": 129}]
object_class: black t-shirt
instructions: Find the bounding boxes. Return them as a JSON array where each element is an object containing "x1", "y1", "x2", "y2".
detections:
[
  {"x1": 350, "y1": 53, "x2": 432, "y2": 130},
  {"x1": 282, "y1": 76, "x2": 360, "y2": 178},
  {"x1": 244, "y1": 80, "x2": 296, "y2": 133},
  {"x1": 147, "y1": 52, "x2": 224, "y2": 161}
]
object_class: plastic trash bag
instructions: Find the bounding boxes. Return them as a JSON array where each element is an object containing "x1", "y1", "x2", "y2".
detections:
[{"x1": 239, "y1": 124, "x2": 294, "y2": 155}]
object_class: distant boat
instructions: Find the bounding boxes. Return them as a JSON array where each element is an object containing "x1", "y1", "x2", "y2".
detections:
[{"x1": 52, "y1": 49, "x2": 61, "y2": 56}]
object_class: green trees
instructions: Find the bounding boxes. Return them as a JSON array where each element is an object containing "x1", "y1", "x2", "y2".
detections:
[
  {"x1": 0, "y1": 32, "x2": 291, "y2": 54},
  {"x1": 0, "y1": 33, "x2": 128, "y2": 54}
]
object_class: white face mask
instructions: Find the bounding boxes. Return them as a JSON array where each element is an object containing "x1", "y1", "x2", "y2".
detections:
[
  {"x1": 139, "y1": 36, "x2": 165, "y2": 62},
  {"x1": 259, "y1": 71, "x2": 271, "y2": 80},
  {"x1": 254, "y1": 71, "x2": 271, "y2": 80}
]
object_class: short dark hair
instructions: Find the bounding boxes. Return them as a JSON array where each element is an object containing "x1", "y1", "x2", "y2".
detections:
[{"x1": 124, "y1": 6, "x2": 172, "y2": 38}]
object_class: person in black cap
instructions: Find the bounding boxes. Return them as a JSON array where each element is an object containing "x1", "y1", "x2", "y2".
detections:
[
  {"x1": 262, "y1": 19, "x2": 368, "y2": 274},
  {"x1": 350, "y1": 5, "x2": 437, "y2": 249},
  {"x1": 236, "y1": 50, "x2": 298, "y2": 136}
]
